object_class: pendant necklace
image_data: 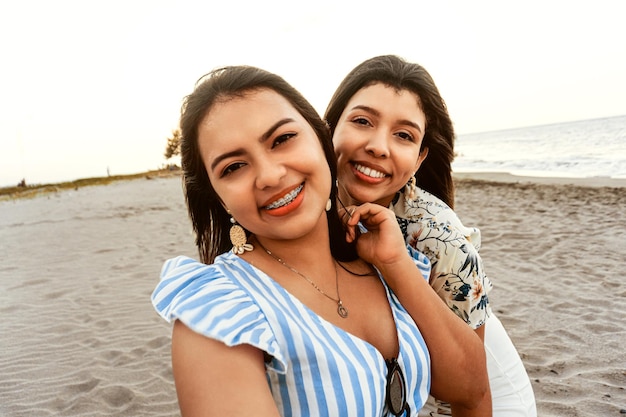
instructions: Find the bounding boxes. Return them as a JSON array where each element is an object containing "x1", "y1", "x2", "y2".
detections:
[{"x1": 258, "y1": 242, "x2": 348, "y2": 318}]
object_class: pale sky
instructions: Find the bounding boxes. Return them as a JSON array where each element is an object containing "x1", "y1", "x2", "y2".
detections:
[{"x1": 1, "y1": 0, "x2": 625, "y2": 186}]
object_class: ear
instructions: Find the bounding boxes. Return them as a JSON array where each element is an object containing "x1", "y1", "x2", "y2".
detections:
[{"x1": 415, "y1": 146, "x2": 429, "y2": 170}]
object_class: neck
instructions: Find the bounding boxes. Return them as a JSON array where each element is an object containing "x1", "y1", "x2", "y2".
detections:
[
  {"x1": 251, "y1": 218, "x2": 333, "y2": 268},
  {"x1": 337, "y1": 184, "x2": 395, "y2": 208},
  {"x1": 337, "y1": 184, "x2": 358, "y2": 207}
]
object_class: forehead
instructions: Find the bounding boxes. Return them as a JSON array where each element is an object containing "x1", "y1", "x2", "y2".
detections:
[
  {"x1": 197, "y1": 88, "x2": 311, "y2": 162},
  {"x1": 201, "y1": 88, "x2": 299, "y2": 128},
  {"x1": 345, "y1": 83, "x2": 426, "y2": 131},
  {"x1": 350, "y1": 83, "x2": 422, "y2": 109},
  {"x1": 199, "y1": 89, "x2": 301, "y2": 143}
]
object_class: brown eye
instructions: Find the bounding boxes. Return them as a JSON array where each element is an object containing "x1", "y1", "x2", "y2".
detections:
[
  {"x1": 222, "y1": 162, "x2": 245, "y2": 177},
  {"x1": 396, "y1": 132, "x2": 414, "y2": 142},
  {"x1": 352, "y1": 117, "x2": 371, "y2": 126},
  {"x1": 272, "y1": 133, "x2": 296, "y2": 148}
]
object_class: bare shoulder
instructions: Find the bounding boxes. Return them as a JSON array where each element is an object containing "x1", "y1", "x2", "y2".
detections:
[{"x1": 171, "y1": 320, "x2": 277, "y2": 415}]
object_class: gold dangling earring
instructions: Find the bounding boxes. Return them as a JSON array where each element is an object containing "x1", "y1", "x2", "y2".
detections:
[
  {"x1": 405, "y1": 175, "x2": 417, "y2": 200},
  {"x1": 229, "y1": 216, "x2": 253, "y2": 254}
]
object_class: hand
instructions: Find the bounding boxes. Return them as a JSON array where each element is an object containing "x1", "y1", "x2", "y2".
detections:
[{"x1": 341, "y1": 203, "x2": 409, "y2": 268}]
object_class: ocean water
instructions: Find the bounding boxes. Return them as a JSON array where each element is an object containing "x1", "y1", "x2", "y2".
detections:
[{"x1": 453, "y1": 115, "x2": 626, "y2": 179}]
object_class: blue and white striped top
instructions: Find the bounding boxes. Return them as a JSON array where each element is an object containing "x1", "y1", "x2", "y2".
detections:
[{"x1": 152, "y1": 250, "x2": 432, "y2": 416}]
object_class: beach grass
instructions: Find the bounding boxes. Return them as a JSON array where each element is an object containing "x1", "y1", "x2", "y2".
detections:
[{"x1": 0, "y1": 167, "x2": 181, "y2": 201}]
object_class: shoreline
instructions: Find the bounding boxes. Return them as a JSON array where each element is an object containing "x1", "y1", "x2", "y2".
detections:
[{"x1": 453, "y1": 171, "x2": 626, "y2": 188}]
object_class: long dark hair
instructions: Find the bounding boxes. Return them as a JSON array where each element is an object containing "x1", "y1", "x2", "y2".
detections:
[
  {"x1": 179, "y1": 65, "x2": 357, "y2": 263},
  {"x1": 325, "y1": 55, "x2": 456, "y2": 208}
]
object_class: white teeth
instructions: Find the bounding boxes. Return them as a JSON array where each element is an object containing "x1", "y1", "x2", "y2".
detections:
[
  {"x1": 354, "y1": 163, "x2": 386, "y2": 178},
  {"x1": 264, "y1": 184, "x2": 303, "y2": 209}
]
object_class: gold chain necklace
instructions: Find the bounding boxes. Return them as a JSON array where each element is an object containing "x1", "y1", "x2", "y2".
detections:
[{"x1": 257, "y1": 241, "x2": 348, "y2": 319}]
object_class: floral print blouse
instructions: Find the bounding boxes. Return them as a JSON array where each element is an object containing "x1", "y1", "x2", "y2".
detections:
[{"x1": 390, "y1": 187, "x2": 492, "y2": 329}]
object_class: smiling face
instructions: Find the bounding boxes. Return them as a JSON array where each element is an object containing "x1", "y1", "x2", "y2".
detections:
[
  {"x1": 332, "y1": 83, "x2": 429, "y2": 207},
  {"x1": 199, "y1": 88, "x2": 331, "y2": 243}
]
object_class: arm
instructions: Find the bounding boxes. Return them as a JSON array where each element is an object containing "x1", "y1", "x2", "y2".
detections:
[
  {"x1": 449, "y1": 325, "x2": 491, "y2": 416},
  {"x1": 408, "y1": 212, "x2": 493, "y2": 415},
  {"x1": 475, "y1": 324, "x2": 485, "y2": 342},
  {"x1": 344, "y1": 204, "x2": 490, "y2": 412},
  {"x1": 451, "y1": 324, "x2": 492, "y2": 416},
  {"x1": 171, "y1": 320, "x2": 281, "y2": 417}
]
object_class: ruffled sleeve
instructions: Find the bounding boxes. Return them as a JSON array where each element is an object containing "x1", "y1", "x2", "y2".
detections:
[{"x1": 151, "y1": 256, "x2": 286, "y2": 373}]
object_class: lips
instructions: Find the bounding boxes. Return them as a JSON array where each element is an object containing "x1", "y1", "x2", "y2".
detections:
[
  {"x1": 263, "y1": 184, "x2": 304, "y2": 210},
  {"x1": 352, "y1": 163, "x2": 388, "y2": 179}
]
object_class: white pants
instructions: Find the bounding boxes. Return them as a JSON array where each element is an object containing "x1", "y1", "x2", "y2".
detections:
[{"x1": 419, "y1": 314, "x2": 537, "y2": 416}]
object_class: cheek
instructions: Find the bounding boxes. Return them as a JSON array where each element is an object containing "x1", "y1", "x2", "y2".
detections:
[
  {"x1": 401, "y1": 151, "x2": 423, "y2": 172},
  {"x1": 332, "y1": 123, "x2": 349, "y2": 146},
  {"x1": 332, "y1": 133, "x2": 354, "y2": 161},
  {"x1": 206, "y1": 174, "x2": 241, "y2": 211},
  {"x1": 306, "y1": 150, "x2": 332, "y2": 184},
  {"x1": 333, "y1": 147, "x2": 352, "y2": 169}
]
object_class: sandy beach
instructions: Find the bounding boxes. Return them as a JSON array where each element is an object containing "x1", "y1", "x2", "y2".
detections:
[{"x1": 1, "y1": 173, "x2": 625, "y2": 416}]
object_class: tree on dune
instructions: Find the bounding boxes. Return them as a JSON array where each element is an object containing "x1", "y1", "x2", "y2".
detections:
[{"x1": 164, "y1": 129, "x2": 181, "y2": 160}]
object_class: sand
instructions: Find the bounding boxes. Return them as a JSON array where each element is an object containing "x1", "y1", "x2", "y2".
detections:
[{"x1": 1, "y1": 173, "x2": 624, "y2": 416}]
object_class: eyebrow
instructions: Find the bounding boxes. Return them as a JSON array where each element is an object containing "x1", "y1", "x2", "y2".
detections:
[
  {"x1": 261, "y1": 118, "x2": 295, "y2": 142},
  {"x1": 209, "y1": 117, "x2": 296, "y2": 172},
  {"x1": 210, "y1": 148, "x2": 245, "y2": 172},
  {"x1": 350, "y1": 104, "x2": 423, "y2": 134}
]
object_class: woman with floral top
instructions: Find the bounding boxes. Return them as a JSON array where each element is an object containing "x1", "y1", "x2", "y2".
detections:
[{"x1": 325, "y1": 55, "x2": 536, "y2": 417}]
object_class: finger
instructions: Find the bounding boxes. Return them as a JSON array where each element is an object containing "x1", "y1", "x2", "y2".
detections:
[
  {"x1": 345, "y1": 224, "x2": 356, "y2": 242},
  {"x1": 349, "y1": 205, "x2": 377, "y2": 226},
  {"x1": 350, "y1": 205, "x2": 392, "y2": 233},
  {"x1": 338, "y1": 206, "x2": 356, "y2": 222},
  {"x1": 343, "y1": 206, "x2": 359, "y2": 225}
]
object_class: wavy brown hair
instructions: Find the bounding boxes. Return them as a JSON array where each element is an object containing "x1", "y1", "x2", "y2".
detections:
[
  {"x1": 324, "y1": 55, "x2": 456, "y2": 208},
  {"x1": 179, "y1": 66, "x2": 357, "y2": 264}
]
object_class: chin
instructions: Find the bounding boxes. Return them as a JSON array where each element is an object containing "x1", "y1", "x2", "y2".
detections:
[{"x1": 351, "y1": 190, "x2": 380, "y2": 205}]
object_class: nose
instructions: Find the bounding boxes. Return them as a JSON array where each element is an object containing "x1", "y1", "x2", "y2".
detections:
[
  {"x1": 254, "y1": 155, "x2": 287, "y2": 189},
  {"x1": 364, "y1": 130, "x2": 389, "y2": 158}
]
